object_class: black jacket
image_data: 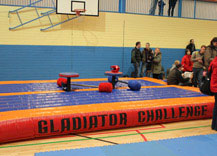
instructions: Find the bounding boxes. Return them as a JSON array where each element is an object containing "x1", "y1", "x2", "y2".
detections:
[
  {"x1": 131, "y1": 47, "x2": 142, "y2": 63},
  {"x1": 141, "y1": 48, "x2": 153, "y2": 63},
  {"x1": 186, "y1": 43, "x2": 196, "y2": 54},
  {"x1": 167, "y1": 68, "x2": 190, "y2": 85}
]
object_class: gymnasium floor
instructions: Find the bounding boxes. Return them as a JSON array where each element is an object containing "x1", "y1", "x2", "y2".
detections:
[{"x1": 0, "y1": 119, "x2": 216, "y2": 156}]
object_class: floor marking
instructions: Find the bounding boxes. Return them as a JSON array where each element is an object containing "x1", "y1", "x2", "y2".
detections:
[
  {"x1": 16, "y1": 125, "x2": 165, "y2": 142},
  {"x1": 84, "y1": 125, "x2": 165, "y2": 136},
  {"x1": 74, "y1": 134, "x2": 119, "y2": 145},
  {"x1": 136, "y1": 130, "x2": 147, "y2": 142},
  {"x1": 0, "y1": 125, "x2": 210, "y2": 149},
  {"x1": 160, "y1": 124, "x2": 166, "y2": 128}
]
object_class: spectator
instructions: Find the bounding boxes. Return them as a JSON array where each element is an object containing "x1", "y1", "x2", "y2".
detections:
[
  {"x1": 204, "y1": 37, "x2": 217, "y2": 70},
  {"x1": 158, "y1": 0, "x2": 166, "y2": 16},
  {"x1": 131, "y1": 42, "x2": 142, "y2": 78},
  {"x1": 191, "y1": 45, "x2": 206, "y2": 87},
  {"x1": 167, "y1": 64, "x2": 192, "y2": 86},
  {"x1": 170, "y1": 60, "x2": 180, "y2": 72},
  {"x1": 152, "y1": 48, "x2": 162, "y2": 79},
  {"x1": 209, "y1": 56, "x2": 217, "y2": 130},
  {"x1": 186, "y1": 39, "x2": 196, "y2": 55},
  {"x1": 166, "y1": 60, "x2": 180, "y2": 79},
  {"x1": 181, "y1": 49, "x2": 193, "y2": 72},
  {"x1": 141, "y1": 43, "x2": 154, "y2": 77},
  {"x1": 159, "y1": 66, "x2": 165, "y2": 80},
  {"x1": 149, "y1": 0, "x2": 158, "y2": 15},
  {"x1": 168, "y1": 0, "x2": 177, "y2": 17}
]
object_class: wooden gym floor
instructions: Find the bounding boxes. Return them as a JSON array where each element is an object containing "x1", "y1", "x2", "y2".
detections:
[{"x1": 0, "y1": 119, "x2": 216, "y2": 156}]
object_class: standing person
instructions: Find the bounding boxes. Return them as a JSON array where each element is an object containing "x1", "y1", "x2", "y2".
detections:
[
  {"x1": 168, "y1": 0, "x2": 177, "y2": 17},
  {"x1": 181, "y1": 49, "x2": 193, "y2": 72},
  {"x1": 204, "y1": 37, "x2": 217, "y2": 70},
  {"x1": 152, "y1": 48, "x2": 162, "y2": 79},
  {"x1": 159, "y1": 66, "x2": 165, "y2": 80},
  {"x1": 141, "y1": 43, "x2": 153, "y2": 77},
  {"x1": 158, "y1": 0, "x2": 166, "y2": 16},
  {"x1": 209, "y1": 56, "x2": 217, "y2": 130},
  {"x1": 149, "y1": 0, "x2": 158, "y2": 15},
  {"x1": 131, "y1": 42, "x2": 142, "y2": 78},
  {"x1": 186, "y1": 39, "x2": 196, "y2": 55},
  {"x1": 191, "y1": 45, "x2": 206, "y2": 87}
]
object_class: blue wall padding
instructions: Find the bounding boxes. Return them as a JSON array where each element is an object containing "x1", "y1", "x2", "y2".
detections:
[
  {"x1": 0, "y1": 87, "x2": 205, "y2": 112},
  {"x1": 35, "y1": 134, "x2": 217, "y2": 156},
  {"x1": 0, "y1": 45, "x2": 185, "y2": 81}
]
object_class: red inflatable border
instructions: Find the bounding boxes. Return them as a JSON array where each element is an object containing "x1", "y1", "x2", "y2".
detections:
[{"x1": 0, "y1": 102, "x2": 214, "y2": 144}]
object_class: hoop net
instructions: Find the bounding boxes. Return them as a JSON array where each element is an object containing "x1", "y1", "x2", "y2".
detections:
[{"x1": 74, "y1": 9, "x2": 86, "y2": 16}]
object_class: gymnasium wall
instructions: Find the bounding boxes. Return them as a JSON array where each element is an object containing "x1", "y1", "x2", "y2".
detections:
[{"x1": 0, "y1": 6, "x2": 216, "y2": 80}]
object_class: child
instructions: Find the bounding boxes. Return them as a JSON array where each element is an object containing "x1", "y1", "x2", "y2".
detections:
[{"x1": 181, "y1": 49, "x2": 193, "y2": 72}]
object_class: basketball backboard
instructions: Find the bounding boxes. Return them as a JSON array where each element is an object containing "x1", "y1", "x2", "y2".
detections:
[{"x1": 56, "y1": 0, "x2": 99, "y2": 16}]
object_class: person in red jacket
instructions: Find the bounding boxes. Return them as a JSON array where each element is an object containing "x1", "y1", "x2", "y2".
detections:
[
  {"x1": 209, "y1": 56, "x2": 217, "y2": 130},
  {"x1": 181, "y1": 49, "x2": 193, "y2": 72}
]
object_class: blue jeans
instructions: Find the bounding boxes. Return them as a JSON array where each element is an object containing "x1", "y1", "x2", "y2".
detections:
[
  {"x1": 133, "y1": 62, "x2": 140, "y2": 78},
  {"x1": 141, "y1": 63, "x2": 152, "y2": 77},
  {"x1": 140, "y1": 63, "x2": 146, "y2": 77},
  {"x1": 193, "y1": 68, "x2": 203, "y2": 87},
  {"x1": 159, "y1": 7, "x2": 164, "y2": 16},
  {"x1": 146, "y1": 70, "x2": 152, "y2": 77},
  {"x1": 149, "y1": 0, "x2": 158, "y2": 15}
]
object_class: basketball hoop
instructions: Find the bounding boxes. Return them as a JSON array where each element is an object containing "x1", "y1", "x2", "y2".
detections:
[{"x1": 74, "y1": 9, "x2": 86, "y2": 16}]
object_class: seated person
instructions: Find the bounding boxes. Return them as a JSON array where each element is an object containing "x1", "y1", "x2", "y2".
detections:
[
  {"x1": 167, "y1": 64, "x2": 193, "y2": 86},
  {"x1": 166, "y1": 60, "x2": 180, "y2": 78},
  {"x1": 170, "y1": 60, "x2": 180, "y2": 72}
]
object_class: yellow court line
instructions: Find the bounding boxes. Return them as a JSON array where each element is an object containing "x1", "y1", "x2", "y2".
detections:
[
  {"x1": 0, "y1": 86, "x2": 170, "y2": 96},
  {"x1": 0, "y1": 96, "x2": 214, "y2": 122}
]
